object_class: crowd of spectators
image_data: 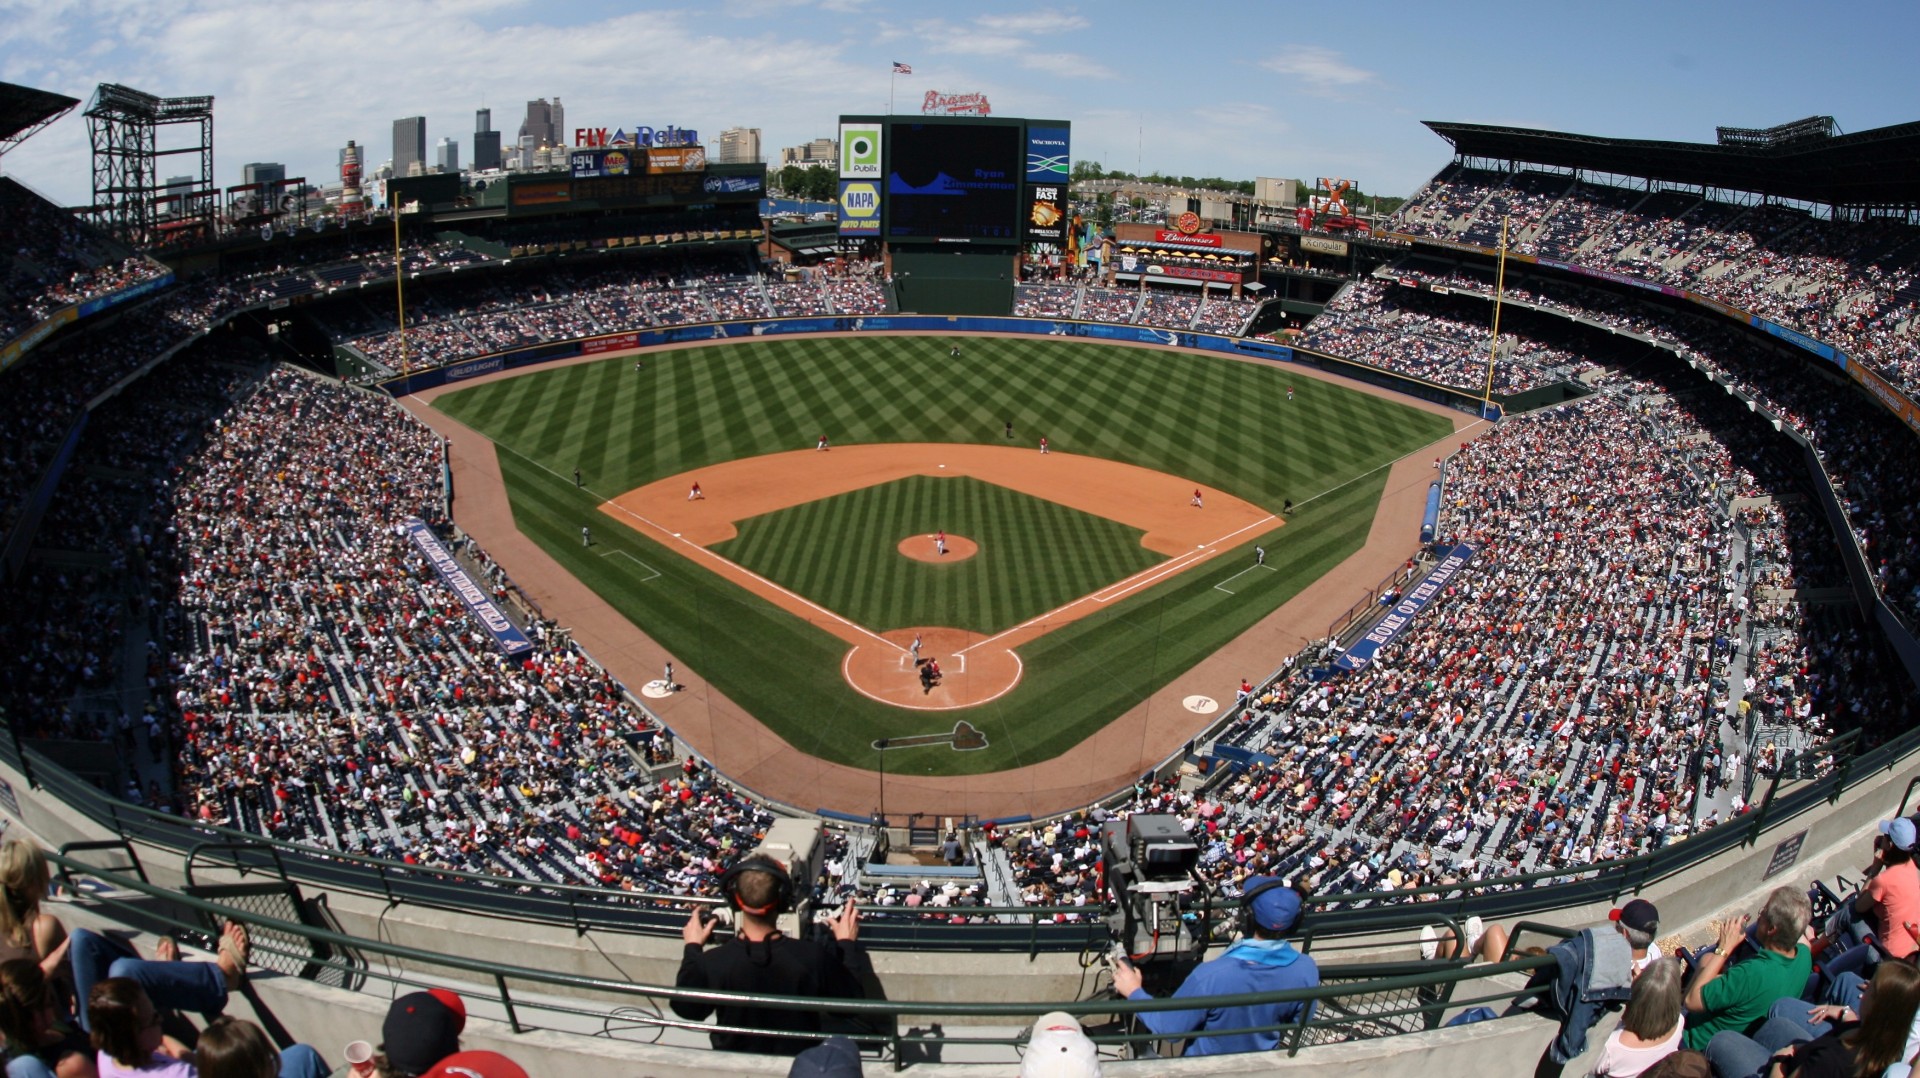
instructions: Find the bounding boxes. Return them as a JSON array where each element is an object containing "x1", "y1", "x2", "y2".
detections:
[
  {"x1": 0, "y1": 180, "x2": 170, "y2": 345},
  {"x1": 1297, "y1": 278, "x2": 1601, "y2": 394},
  {"x1": 1136, "y1": 288, "x2": 1201, "y2": 329},
  {"x1": 139, "y1": 365, "x2": 775, "y2": 891},
  {"x1": 1386, "y1": 258, "x2": 1920, "y2": 629},
  {"x1": 1007, "y1": 283, "x2": 1258, "y2": 334},
  {"x1": 1193, "y1": 293, "x2": 1259, "y2": 334},
  {"x1": 1392, "y1": 168, "x2": 1920, "y2": 396},
  {"x1": 1013, "y1": 284, "x2": 1080, "y2": 318},
  {"x1": 1004, "y1": 343, "x2": 1913, "y2": 910},
  {"x1": 1078, "y1": 287, "x2": 1141, "y2": 324}
]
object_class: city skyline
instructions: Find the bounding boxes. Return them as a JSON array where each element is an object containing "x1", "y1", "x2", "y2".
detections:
[{"x1": 0, "y1": 0, "x2": 1913, "y2": 206}]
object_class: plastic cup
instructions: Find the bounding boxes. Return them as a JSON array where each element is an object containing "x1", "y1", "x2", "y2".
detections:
[{"x1": 344, "y1": 1040, "x2": 375, "y2": 1076}]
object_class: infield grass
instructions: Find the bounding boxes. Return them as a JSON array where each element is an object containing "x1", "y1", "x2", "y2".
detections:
[
  {"x1": 713, "y1": 476, "x2": 1162, "y2": 634},
  {"x1": 436, "y1": 336, "x2": 1454, "y2": 778}
]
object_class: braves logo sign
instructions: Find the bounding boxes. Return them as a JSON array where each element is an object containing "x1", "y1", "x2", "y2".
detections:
[{"x1": 921, "y1": 91, "x2": 992, "y2": 116}]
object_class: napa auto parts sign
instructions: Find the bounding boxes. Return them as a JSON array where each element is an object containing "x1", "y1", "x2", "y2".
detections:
[{"x1": 921, "y1": 91, "x2": 991, "y2": 116}]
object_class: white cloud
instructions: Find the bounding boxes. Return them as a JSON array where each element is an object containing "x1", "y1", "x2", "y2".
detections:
[
  {"x1": 1261, "y1": 45, "x2": 1377, "y2": 97},
  {"x1": 1018, "y1": 52, "x2": 1115, "y2": 81},
  {"x1": 974, "y1": 12, "x2": 1090, "y2": 35}
]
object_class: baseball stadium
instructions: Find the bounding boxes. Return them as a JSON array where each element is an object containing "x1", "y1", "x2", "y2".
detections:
[{"x1": 2, "y1": 71, "x2": 1919, "y2": 1078}]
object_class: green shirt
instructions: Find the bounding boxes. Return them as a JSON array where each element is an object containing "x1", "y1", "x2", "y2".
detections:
[{"x1": 1684, "y1": 943, "x2": 1812, "y2": 1050}]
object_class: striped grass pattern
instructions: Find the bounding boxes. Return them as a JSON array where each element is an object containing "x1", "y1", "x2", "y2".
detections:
[
  {"x1": 712, "y1": 476, "x2": 1163, "y2": 634},
  {"x1": 437, "y1": 337, "x2": 1454, "y2": 775}
]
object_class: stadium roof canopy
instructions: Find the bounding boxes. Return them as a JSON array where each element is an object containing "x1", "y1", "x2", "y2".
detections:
[
  {"x1": 0, "y1": 82, "x2": 80, "y2": 155},
  {"x1": 1424, "y1": 120, "x2": 1920, "y2": 208}
]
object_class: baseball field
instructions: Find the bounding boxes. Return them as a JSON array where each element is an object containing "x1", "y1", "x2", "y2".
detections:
[{"x1": 428, "y1": 334, "x2": 1454, "y2": 781}]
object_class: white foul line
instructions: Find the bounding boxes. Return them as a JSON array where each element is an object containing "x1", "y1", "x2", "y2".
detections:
[
  {"x1": 959, "y1": 514, "x2": 1280, "y2": 654},
  {"x1": 599, "y1": 549, "x2": 662, "y2": 581},
  {"x1": 502, "y1": 444, "x2": 903, "y2": 653}
]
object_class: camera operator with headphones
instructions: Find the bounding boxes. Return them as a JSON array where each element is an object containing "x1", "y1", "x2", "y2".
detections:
[
  {"x1": 672, "y1": 854, "x2": 871, "y2": 1057},
  {"x1": 1110, "y1": 874, "x2": 1320, "y2": 1057}
]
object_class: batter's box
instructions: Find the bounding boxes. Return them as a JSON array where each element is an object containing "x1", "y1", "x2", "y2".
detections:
[{"x1": 600, "y1": 549, "x2": 662, "y2": 581}]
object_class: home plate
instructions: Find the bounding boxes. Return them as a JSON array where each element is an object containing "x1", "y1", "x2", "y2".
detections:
[
  {"x1": 1183, "y1": 695, "x2": 1219, "y2": 714},
  {"x1": 641, "y1": 680, "x2": 675, "y2": 698}
]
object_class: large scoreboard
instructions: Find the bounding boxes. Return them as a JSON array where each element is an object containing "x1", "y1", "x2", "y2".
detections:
[{"x1": 838, "y1": 114, "x2": 1069, "y2": 247}]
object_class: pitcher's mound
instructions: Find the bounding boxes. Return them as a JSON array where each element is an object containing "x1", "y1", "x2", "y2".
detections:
[
  {"x1": 897, "y1": 534, "x2": 978, "y2": 563},
  {"x1": 843, "y1": 626, "x2": 1021, "y2": 711}
]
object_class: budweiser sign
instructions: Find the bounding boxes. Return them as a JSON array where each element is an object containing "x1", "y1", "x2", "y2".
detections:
[{"x1": 921, "y1": 90, "x2": 992, "y2": 116}]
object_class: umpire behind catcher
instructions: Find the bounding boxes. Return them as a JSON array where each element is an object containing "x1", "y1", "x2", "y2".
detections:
[{"x1": 672, "y1": 854, "x2": 872, "y2": 1056}]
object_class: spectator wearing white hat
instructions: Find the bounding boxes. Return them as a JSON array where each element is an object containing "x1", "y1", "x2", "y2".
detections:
[{"x1": 1020, "y1": 1012, "x2": 1102, "y2": 1078}]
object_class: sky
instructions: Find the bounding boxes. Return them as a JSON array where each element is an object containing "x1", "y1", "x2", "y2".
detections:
[{"x1": 1, "y1": 0, "x2": 1915, "y2": 208}]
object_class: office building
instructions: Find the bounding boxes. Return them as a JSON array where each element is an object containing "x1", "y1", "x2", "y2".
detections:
[
  {"x1": 436, "y1": 138, "x2": 459, "y2": 173},
  {"x1": 780, "y1": 137, "x2": 838, "y2": 171},
  {"x1": 473, "y1": 108, "x2": 502, "y2": 170},
  {"x1": 242, "y1": 162, "x2": 286, "y2": 188},
  {"x1": 519, "y1": 98, "x2": 562, "y2": 150},
  {"x1": 718, "y1": 127, "x2": 761, "y2": 164},
  {"x1": 392, "y1": 116, "x2": 426, "y2": 178}
]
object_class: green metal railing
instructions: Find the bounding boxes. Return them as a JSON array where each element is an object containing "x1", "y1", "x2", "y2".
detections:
[
  {"x1": 12, "y1": 720, "x2": 1909, "y2": 950},
  {"x1": 50, "y1": 847, "x2": 1559, "y2": 1068}
]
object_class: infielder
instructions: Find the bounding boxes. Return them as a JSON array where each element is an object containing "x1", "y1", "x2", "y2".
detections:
[
  {"x1": 935, "y1": 530, "x2": 947, "y2": 557},
  {"x1": 1190, "y1": 488, "x2": 1204, "y2": 509},
  {"x1": 1039, "y1": 436, "x2": 1049, "y2": 455},
  {"x1": 817, "y1": 434, "x2": 830, "y2": 451},
  {"x1": 688, "y1": 481, "x2": 703, "y2": 500}
]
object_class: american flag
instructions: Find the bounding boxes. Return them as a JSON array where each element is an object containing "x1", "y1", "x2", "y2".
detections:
[{"x1": 892, "y1": 62, "x2": 912, "y2": 74}]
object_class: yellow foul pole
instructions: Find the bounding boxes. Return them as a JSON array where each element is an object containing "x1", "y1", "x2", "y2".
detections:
[
  {"x1": 1481, "y1": 215, "x2": 1509, "y2": 407},
  {"x1": 393, "y1": 210, "x2": 410, "y2": 374}
]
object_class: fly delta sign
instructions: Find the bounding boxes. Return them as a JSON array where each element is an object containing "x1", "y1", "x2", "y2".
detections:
[{"x1": 574, "y1": 125, "x2": 701, "y2": 148}]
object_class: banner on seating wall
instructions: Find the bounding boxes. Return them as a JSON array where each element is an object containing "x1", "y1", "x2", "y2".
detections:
[
  {"x1": 1333, "y1": 543, "x2": 1476, "y2": 673},
  {"x1": 402, "y1": 517, "x2": 535, "y2": 657}
]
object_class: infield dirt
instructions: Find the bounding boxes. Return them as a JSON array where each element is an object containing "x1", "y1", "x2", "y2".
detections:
[{"x1": 597, "y1": 443, "x2": 1279, "y2": 711}]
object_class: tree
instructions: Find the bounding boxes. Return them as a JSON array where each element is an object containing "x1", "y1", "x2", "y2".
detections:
[
  {"x1": 776, "y1": 165, "x2": 807, "y2": 197},
  {"x1": 802, "y1": 165, "x2": 837, "y2": 203},
  {"x1": 1094, "y1": 192, "x2": 1115, "y2": 232},
  {"x1": 1071, "y1": 159, "x2": 1105, "y2": 182}
]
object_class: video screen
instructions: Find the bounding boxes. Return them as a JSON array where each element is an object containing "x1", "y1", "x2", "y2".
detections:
[{"x1": 886, "y1": 122, "x2": 1021, "y2": 243}]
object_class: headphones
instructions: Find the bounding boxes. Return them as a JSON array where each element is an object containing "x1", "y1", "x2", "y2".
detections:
[
  {"x1": 717, "y1": 855, "x2": 797, "y2": 918},
  {"x1": 1239, "y1": 877, "x2": 1306, "y2": 937}
]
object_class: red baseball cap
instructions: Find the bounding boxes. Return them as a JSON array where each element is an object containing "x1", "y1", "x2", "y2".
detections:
[
  {"x1": 421, "y1": 1051, "x2": 529, "y2": 1078},
  {"x1": 1609, "y1": 899, "x2": 1660, "y2": 934}
]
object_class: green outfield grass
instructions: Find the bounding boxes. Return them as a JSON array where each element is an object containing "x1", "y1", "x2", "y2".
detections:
[
  {"x1": 713, "y1": 476, "x2": 1163, "y2": 634},
  {"x1": 435, "y1": 336, "x2": 1454, "y2": 779}
]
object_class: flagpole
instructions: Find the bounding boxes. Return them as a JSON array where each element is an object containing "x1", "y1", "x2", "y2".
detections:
[{"x1": 889, "y1": 69, "x2": 895, "y2": 114}]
